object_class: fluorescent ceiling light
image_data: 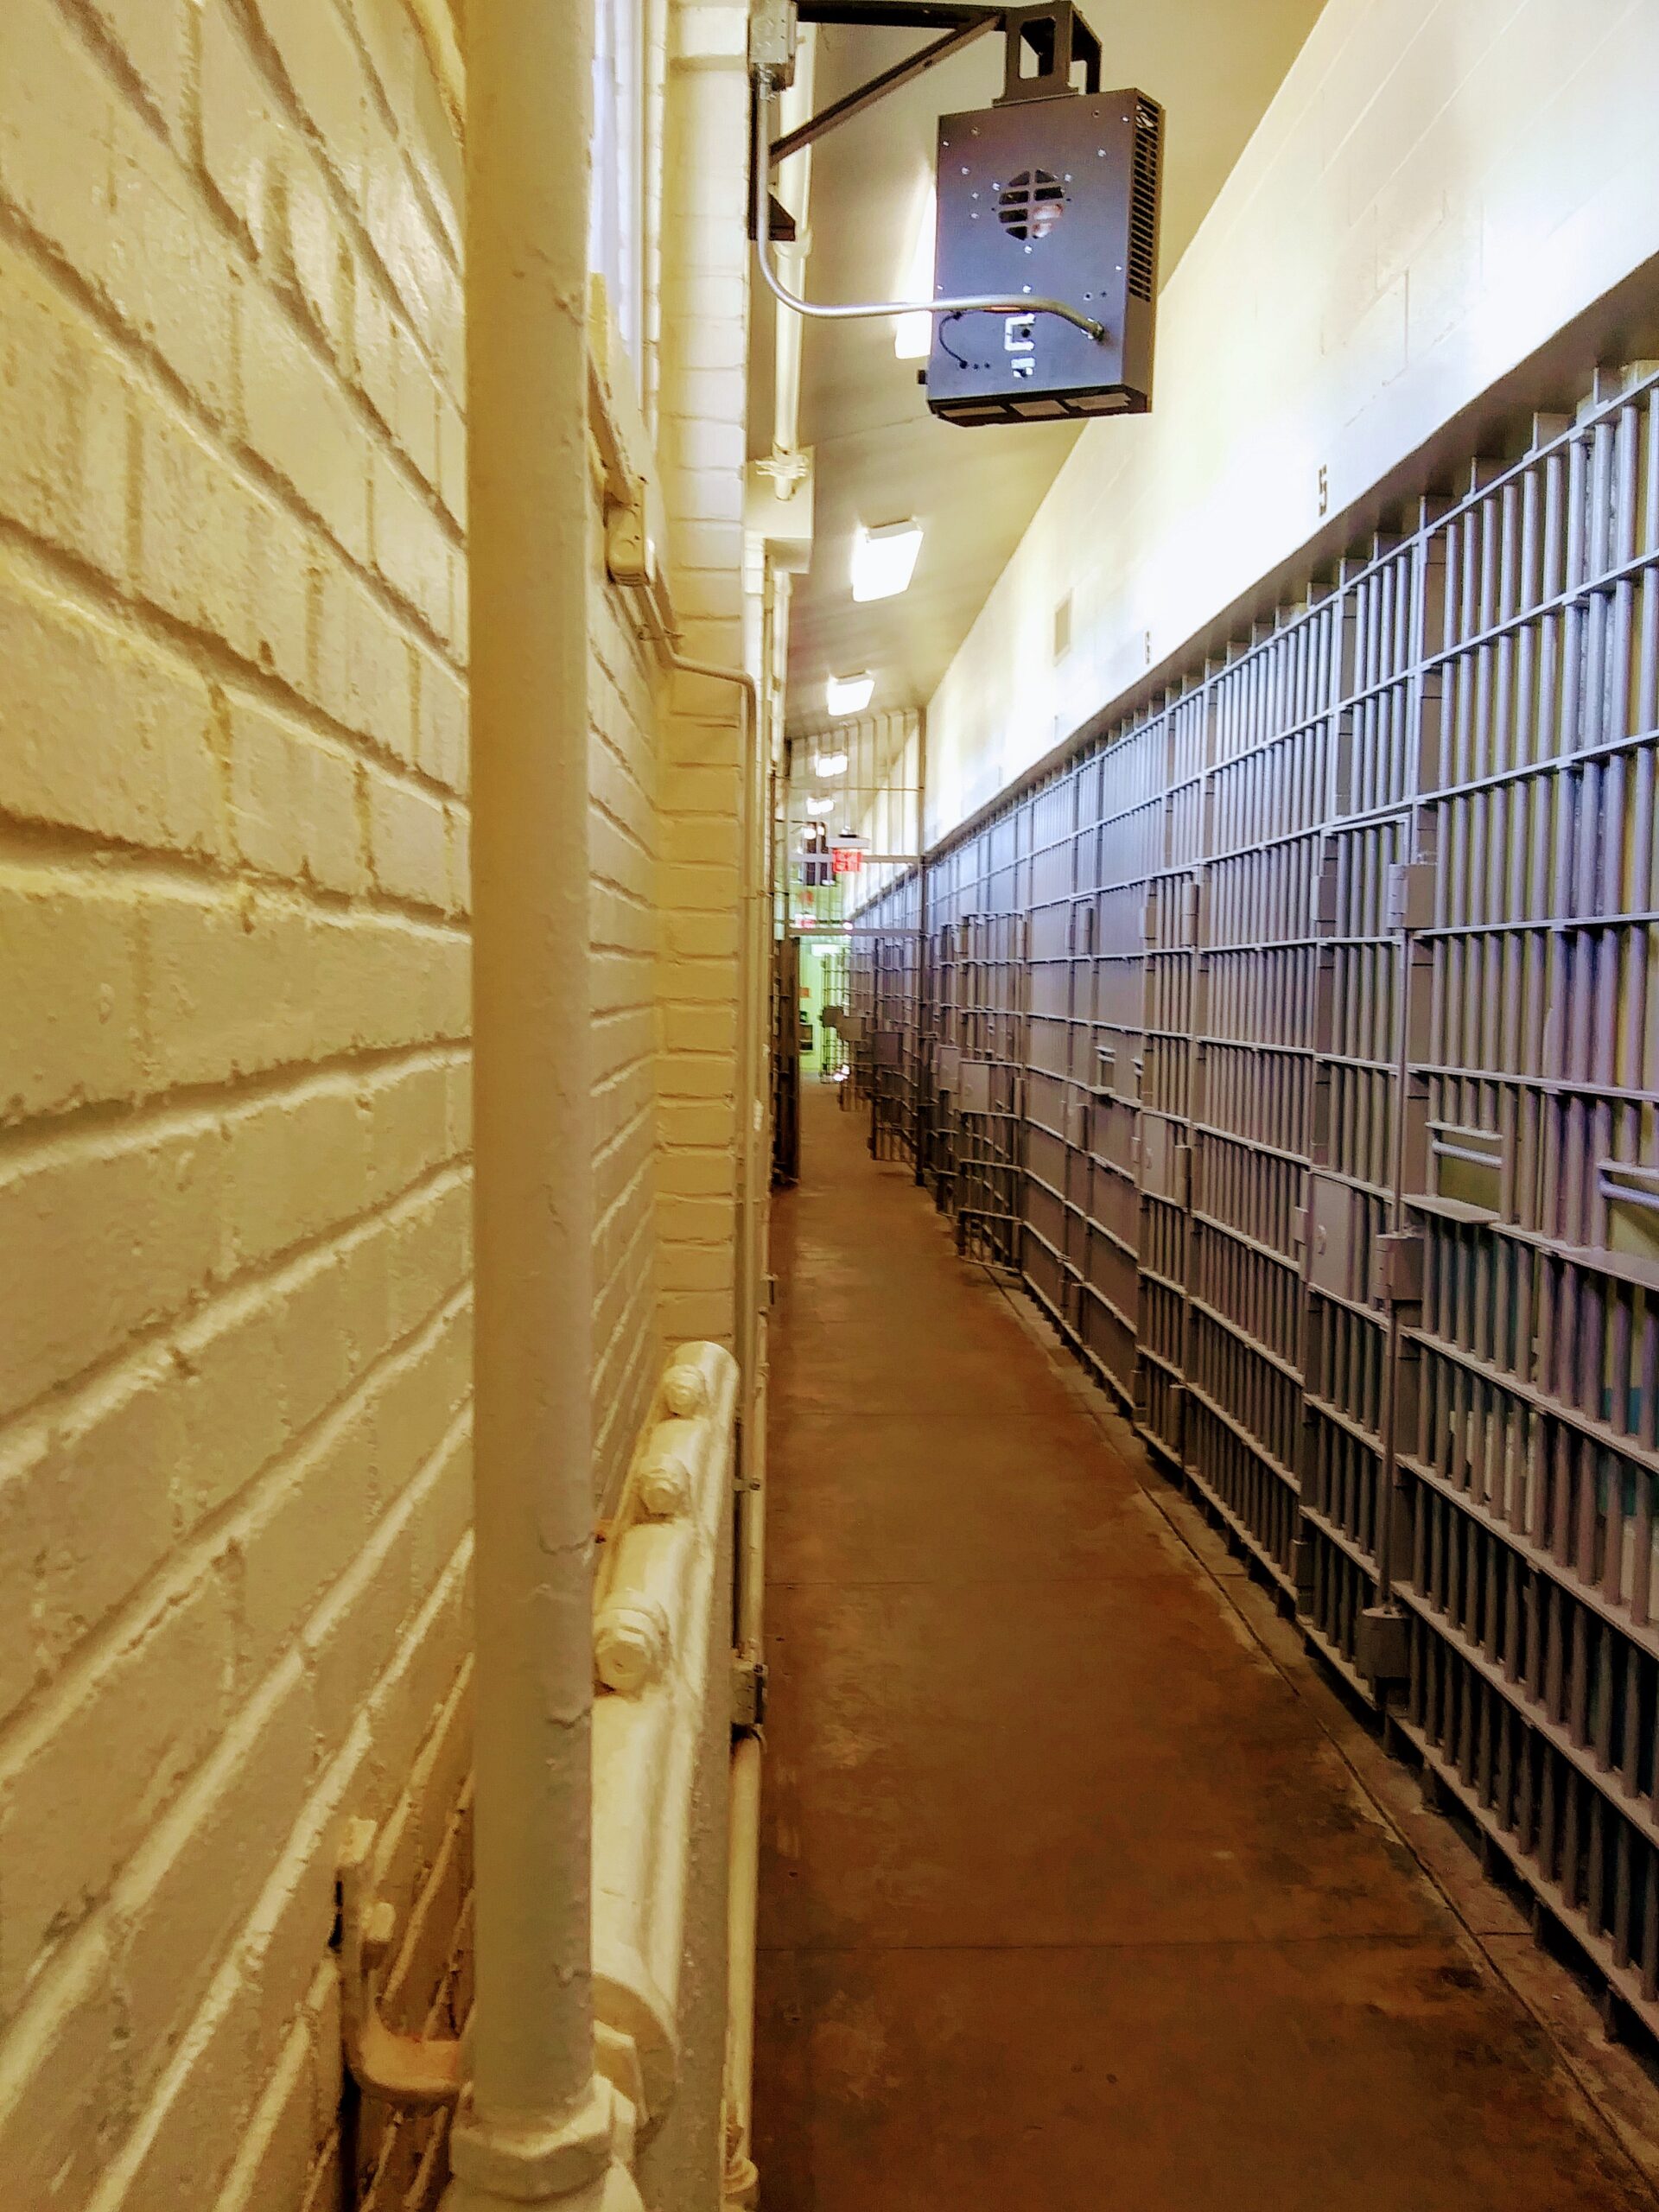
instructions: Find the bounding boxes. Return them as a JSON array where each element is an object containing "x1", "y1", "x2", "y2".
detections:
[
  {"x1": 893, "y1": 180, "x2": 937, "y2": 361},
  {"x1": 804, "y1": 795, "x2": 834, "y2": 817},
  {"x1": 814, "y1": 750, "x2": 849, "y2": 778},
  {"x1": 825, "y1": 671, "x2": 874, "y2": 718},
  {"x1": 851, "y1": 520, "x2": 924, "y2": 603}
]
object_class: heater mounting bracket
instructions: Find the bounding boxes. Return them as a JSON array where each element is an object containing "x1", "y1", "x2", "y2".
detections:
[{"x1": 769, "y1": 3, "x2": 1099, "y2": 166}]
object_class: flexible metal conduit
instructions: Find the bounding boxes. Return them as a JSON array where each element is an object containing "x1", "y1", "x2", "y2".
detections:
[{"x1": 751, "y1": 69, "x2": 1105, "y2": 343}]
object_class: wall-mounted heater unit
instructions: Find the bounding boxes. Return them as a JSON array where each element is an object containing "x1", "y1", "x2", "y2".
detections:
[
  {"x1": 753, "y1": 2, "x2": 1161, "y2": 429},
  {"x1": 925, "y1": 4, "x2": 1161, "y2": 426}
]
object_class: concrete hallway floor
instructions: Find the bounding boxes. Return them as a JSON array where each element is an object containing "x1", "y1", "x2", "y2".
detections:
[{"x1": 753, "y1": 1082, "x2": 1659, "y2": 2211}]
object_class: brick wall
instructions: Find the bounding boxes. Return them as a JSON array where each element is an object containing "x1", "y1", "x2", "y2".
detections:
[
  {"x1": 654, "y1": 0, "x2": 753, "y2": 1351},
  {"x1": 0, "y1": 0, "x2": 473, "y2": 2202},
  {"x1": 591, "y1": 543, "x2": 664, "y2": 1509},
  {"x1": 0, "y1": 0, "x2": 757, "y2": 2200}
]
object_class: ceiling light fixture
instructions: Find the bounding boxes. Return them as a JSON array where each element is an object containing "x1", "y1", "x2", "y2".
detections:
[
  {"x1": 804, "y1": 795, "x2": 835, "y2": 817},
  {"x1": 814, "y1": 750, "x2": 849, "y2": 777},
  {"x1": 825, "y1": 671, "x2": 874, "y2": 718},
  {"x1": 850, "y1": 520, "x2": 924, "y2": 603}
]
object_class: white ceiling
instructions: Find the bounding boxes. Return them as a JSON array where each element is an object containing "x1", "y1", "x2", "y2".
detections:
[{"x1": 777, "y1": 3, "x2": 1328, "y2": 734}]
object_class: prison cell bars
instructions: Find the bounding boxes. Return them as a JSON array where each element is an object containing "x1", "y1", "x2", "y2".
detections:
[{"x1": 849, "y1": 356, "x2": 1659, "y2": 2032}]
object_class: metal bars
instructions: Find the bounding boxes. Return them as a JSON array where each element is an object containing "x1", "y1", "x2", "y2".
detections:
[{"x1": 849, "y1": 356, "x2": 1659, "y2": 2029}]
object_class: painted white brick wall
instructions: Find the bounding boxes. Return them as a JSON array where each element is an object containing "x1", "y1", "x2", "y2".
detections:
[
  {"x1": 655, "y1": 0, "x2": 753, "y2": 1351},
  {"x1": 0, "y1": 0, "x2": 691, "y2": 2200},
  {"x1": 2, "y1": 0, "x2": 757, "y2": 2198},
  {"x1": 0, "y1": 1, "x2": 475, "y2": 2203},
  {"x1": 925, "y1": 0, "x2": 1659, "y2": 838},
  {"x1": 592, "y1": 540, "x2": 665, "y2": 1508}
]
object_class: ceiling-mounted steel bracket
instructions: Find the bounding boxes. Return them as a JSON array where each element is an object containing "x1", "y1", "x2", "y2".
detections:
[
  {"x1": 765, "y1": 3, "x2": 1103, "y2": 162},
  {"x1": 995, "y1": 3, "x2": 1100, "y2": 105},
  {"x1": 769, "y1": 10, "x2": 1003, "y2": 167}
]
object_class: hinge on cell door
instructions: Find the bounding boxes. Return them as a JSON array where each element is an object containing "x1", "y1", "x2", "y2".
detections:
[
  {"x1": 1179, "y1": 878, "x2": 1201, "y2": 946},
  {"x1": 1290, "y1": 1533, "x2": 1317, "y2": 1608},
  {"x1": 1170, "y1": 1141, "x2": 1192, "y2": 1210},
  {"x1": 1370, "y1": 1230, "x2": 1425, "y2": 1306},
  {"x1": 1354, "y1": 1606, "x2": 1412, "y2": 1685},
  {"x1": 1386, "y1": 861, "x2": 1436, "y2": 933},
  {"x1": 1312, "y1": 846, "x2": 1340, "y2": 934}
]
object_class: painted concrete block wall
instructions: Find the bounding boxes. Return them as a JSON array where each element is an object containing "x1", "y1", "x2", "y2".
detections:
[
  {"x1": 925, "y1": 0, "x2": 1659, "y2": 840},
  {"x1": 591, "y1": 541, "x2": 666, "y2": 1509},
  {"x1": 0, "y1": 0, "x2": 760, "y2": 2200},
  {"x1": 654, "y1": 0, "x2": 754, "y2": 1351},
  {"x1": 0, "y1": 3, "x2": 477, "y2": 2207}
]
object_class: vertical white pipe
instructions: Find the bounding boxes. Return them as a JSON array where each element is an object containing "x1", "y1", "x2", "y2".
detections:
[
  {"x1": 741, "y1": 621, "x2": 771, "y2": 1491},
  {"x1": 721, "y1": 1733, "x2": 765, "y2": 2207},
  {"x1": 769, "y1": 31, "x2": 817, "y2": 471},
  {"x1": 466, "y1": 0, "x2": 597, "y2": 2139}
]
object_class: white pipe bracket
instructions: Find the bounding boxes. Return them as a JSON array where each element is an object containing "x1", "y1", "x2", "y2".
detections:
[
  {"x1": 337, "y1": 1817, "x2": 462, "y2": 2111},
  {"x1": 732, "y1": 1649, "x2": 768, "y2": 1732}
]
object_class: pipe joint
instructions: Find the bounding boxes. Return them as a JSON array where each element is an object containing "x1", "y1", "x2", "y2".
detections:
[
  {"x1": 448, "y1": 2074, "x2": 634, "y2": 2209},
  {"x1": 637, "y1": 1421, "x2": 696, "y2": 1517}
]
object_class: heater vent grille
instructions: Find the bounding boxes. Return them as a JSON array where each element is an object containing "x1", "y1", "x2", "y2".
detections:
[
  {"x1": 997, "y1": 168, "x2": 1067, "y2": 241},
  {"x1": 1129, "y1": 99, "x2": 1161, "y2": 301}
]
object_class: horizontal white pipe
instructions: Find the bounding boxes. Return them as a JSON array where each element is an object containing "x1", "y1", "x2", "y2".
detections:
[{"x1": 590, "y1": 1343, "x2": 741, "y2": 2131}]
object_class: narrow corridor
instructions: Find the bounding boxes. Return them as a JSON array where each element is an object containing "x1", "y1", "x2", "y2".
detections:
[{"x1": 754, "y1": 1085, "x2": 1657, "y2": 2212}]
